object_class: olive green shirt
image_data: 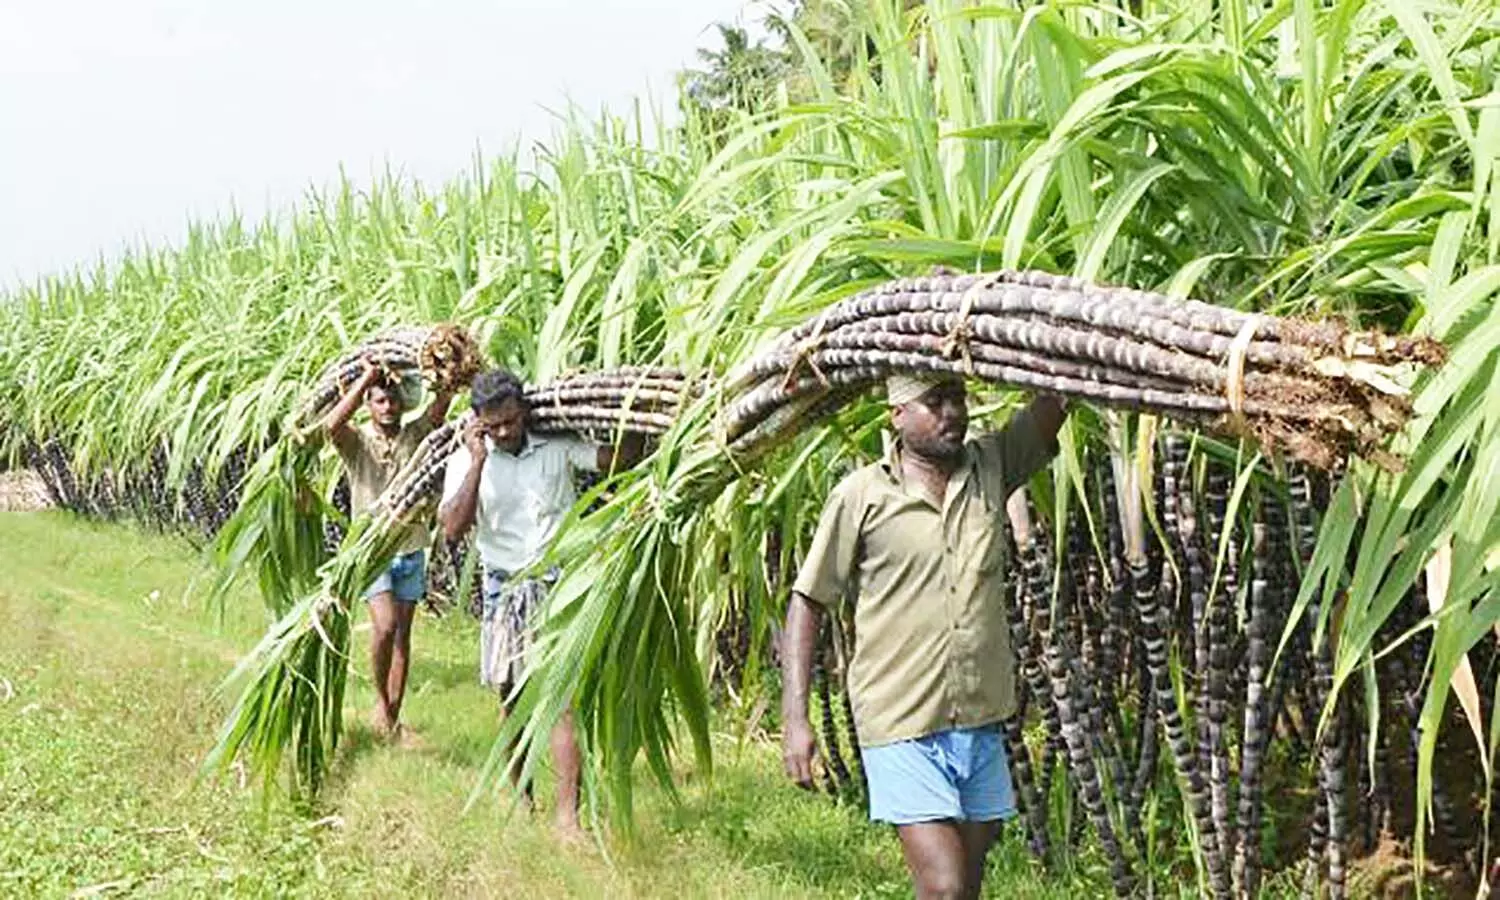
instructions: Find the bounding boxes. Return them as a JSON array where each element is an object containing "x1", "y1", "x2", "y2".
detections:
[
  {"x1": 335, "y1": 420, "x2": 433, "y2": 554},
  {"x1": 792, "y1": 406, "x2": 1057, "y2": 748}
]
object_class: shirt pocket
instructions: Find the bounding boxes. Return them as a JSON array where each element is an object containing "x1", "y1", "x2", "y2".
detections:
[
  {"x1": 975, "y1": 526, "x2": 1007, "y2": 575},
  {"x1": 967, "y1": 479, "x2": 1008, "y2": 575}
]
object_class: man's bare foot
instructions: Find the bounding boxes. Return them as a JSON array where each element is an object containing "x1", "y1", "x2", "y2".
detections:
[
  {"x1": 370, "y1": 707, "x2": 395, "y2": 741},
  {"x1": 553, "y1": 817, "x2": 587, "y2": 847},
  {"x1": 392, "y1": 723, "x2": 425, "y2": 750}
]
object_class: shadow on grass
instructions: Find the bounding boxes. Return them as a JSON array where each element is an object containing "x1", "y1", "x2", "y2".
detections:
[{"x1": 325, "y1": 721, "x2": 386, "y2": 790}]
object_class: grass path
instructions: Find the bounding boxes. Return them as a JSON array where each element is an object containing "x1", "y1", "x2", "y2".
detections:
[{"x1": 0, "y1": 511, "x2": 1100, "y2": 898}]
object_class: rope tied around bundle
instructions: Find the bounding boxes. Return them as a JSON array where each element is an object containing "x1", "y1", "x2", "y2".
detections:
[
  {"x1": 780, "y1": 305, "x2": 837, "y2": 394},
  {"x1": 1223, "y1": 315, "x2": 1263, "y2": 437},
  {"x1": 938, "y1": 273, "x2": 996, "y2": 376}
]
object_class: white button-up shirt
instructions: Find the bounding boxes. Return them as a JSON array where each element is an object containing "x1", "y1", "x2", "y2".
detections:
[{"x1": 441, "y1": 433, "x2": 599, "y2": 574}]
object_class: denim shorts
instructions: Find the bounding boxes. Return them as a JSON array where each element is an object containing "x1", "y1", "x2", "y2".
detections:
[
  {"x1": 860, "y1": 723, "x2": 1018, "y2": 825},
  {"x1": 363, "y1": 550, "x2": 427, "y2": 604}
]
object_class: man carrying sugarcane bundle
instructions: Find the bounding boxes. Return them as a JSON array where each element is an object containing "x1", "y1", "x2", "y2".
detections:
[
  {"x1": 438, "y1": 369, "x2": 643, "y2": 840},
  {"x1": 325, "y1": 357, "x2": 455, "y2": 744},
  {"x1": 780, "y1": 373, "x2": 1067, "y2": 900}
]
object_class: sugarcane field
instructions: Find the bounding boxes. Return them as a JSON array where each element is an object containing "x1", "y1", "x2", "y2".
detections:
[{"x1": 6, "y1": 1, "x2": 1500, "y2": 897}]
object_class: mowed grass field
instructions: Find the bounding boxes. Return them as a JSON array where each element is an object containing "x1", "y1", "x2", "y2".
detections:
[{"x1": 0, "y1": 511, "x2": 1099, "y2": 898}]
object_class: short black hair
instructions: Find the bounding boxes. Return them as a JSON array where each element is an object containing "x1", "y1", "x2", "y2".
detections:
[
  {"x1": 367, "y1": 374, "x2": 400, "y2": 397},
  {"x1": 470, "y1": 369, "x2": 528, "y2": 413}
]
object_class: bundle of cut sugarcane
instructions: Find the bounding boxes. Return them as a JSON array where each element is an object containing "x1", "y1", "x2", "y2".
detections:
[
  {"x1": 294, "y1": 324, "x2": 483, "y2": 432},
  {"x1": 215, "y1": 323, "x2": 486, "y2": 614},
  {"x1": 371, "y1": 366, "x2": 690, "y2": 521},
  {"x1": 208, "y1": 366, "x2": 688, "y2": 794},
  {"x1": 527, "y1": 365, "x2": 690, "y2": 438},
  {"x1": 721, "y1": 270, "x2": 1445, "y2": 469}
]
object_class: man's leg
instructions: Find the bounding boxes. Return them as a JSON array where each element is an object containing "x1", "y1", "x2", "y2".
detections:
[
  {"x1": 551, "y1": 709, "x2": 583, "y2": 837},
  {"x1": 498, "y1": 688, "x2": 537, "y2": 812},
  {"x1": 951, "y1": 725, "x2": 1014, "y2": 897},
  {"x1": 862, "y1": 733, "x2": 968, "y2": 899},
  {"x1": 385, "y1": 600, "x2": 416, "y2": 726},
  {"x1": 384, "y1": 553, "x2": 426, "y2": 733},
  {"x1": 895, "y1": 822, "x2": 969, "y2": 900},
  {"x1": 956, "y1": 820, "x2": 1003, "y2": 898},
  {"x1": 367, "y1": 590, "x2": 399, "y2": 736}
]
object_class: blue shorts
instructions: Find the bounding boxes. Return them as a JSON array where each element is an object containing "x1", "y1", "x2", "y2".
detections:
[
  {"x1": 363, "y1": 550, "x2": 427, "y2": 604},
  {"x1": 860, "y1": 724, "x2": 1018, "y2": 825}
]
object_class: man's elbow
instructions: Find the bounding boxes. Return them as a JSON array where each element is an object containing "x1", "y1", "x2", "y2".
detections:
[
  {"x1": 438, "y1": 506, "x2": 462, "y2": 542},
  {"x1": 788, "y1": 591, "x2": 824, "y2": 625}
]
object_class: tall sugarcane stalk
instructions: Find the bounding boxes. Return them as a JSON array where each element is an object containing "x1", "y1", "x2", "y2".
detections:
[
  {"x1": 1039, "y1": 558, "x2": 1135, "y2": 896},
  {"x1": 1003, "y1": 492, "x2": 1052, "y2": 862},
  {"x1": 1234, "y1": 507, "x2": 1279, "y2": 899},
  {"x1": 1130, "y1": 477, "x2": 1229, "y2": 899},
  {"x1": 1168, "y1": 437, "x2": 1233, "y2": 872}
]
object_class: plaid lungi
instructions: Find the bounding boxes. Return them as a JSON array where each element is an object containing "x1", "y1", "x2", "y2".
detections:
[{"x1": 480, "y1": 567, "x2": 559, "y2": 693}]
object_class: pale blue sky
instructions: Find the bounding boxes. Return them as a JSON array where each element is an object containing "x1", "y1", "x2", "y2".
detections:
[{"x1": 0, "y1": 0, "x2": 758, "y2": 286}]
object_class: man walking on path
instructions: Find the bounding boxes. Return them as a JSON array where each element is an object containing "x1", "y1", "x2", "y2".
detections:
[
  {"x1": 780, "y1": 373, "x2": 1067, "y2": 900},
  {"x1": 439, "y1": 369, "x2": 641, "y2": 839},
  {"x1": 325, "y1": 358, "x2": 455, "y2": 744}
]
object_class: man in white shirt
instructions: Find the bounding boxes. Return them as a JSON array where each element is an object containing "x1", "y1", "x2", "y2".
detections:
[{"x1": 439, "y1": 369, "x2": 641, "y2": 839}]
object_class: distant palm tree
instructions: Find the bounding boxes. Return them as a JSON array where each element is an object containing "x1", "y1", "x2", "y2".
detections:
[{"x1": 681, "y1": 23, "x2": 789, "y2": 114}]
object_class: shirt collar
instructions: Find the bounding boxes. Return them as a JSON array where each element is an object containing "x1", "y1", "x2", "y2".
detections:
[{"x1": 879, "y1": 438, "x2": 978, "y2": 482}]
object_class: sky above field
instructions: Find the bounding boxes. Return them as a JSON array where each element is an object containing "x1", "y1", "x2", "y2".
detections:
[{"x1": 0, "y1": 0, "x2": 754, "y2": 287}]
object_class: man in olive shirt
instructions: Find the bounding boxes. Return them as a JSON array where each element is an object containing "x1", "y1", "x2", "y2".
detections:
[
  {"x1": 326, "y1": 358, "x2": 454, "y2": 742},
  {"x1": 781, "y1": 373, "x2": 1067, "y2": 900}
]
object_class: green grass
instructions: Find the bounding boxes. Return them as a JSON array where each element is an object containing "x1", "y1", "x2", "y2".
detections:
[{"x1": 0, "y1": 511, "x2": 1107, "y2": 898}]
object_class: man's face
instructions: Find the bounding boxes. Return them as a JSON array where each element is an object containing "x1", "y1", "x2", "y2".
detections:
[
  {"x1": 477, "y1": 397, "x2": 528, "y2": 454},
  {"x1": 892, "y1": 379, "x2": 968, "y2": 461},
  {"x1": 366, "y1": 385, "x2": 403, "y2": 428}
]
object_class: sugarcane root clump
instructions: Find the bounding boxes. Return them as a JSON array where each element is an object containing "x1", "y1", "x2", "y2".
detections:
[{"x1": 294, "y1": 323, "x2": 486, "y2": 432}]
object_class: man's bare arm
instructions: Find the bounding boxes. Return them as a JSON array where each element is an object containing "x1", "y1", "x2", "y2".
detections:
[
  {"x1": 324, "y1": 362, "x2": 379, "y2": 453},
  {"x1": 781, "y1": 591, "x2": 823, "y2": 789},
  {"x1": 439, "y1": 420, "x2": 488, "y2": 542},
  {"x1": 1027, "y1": 394, "x2": 1069, "y2": 445},
  {"x1": 595, "y1": 430, "x2": 646, "y2": 476},
  {"x1": 425, "y1": 387, "x2": 457, "y2": 430}
]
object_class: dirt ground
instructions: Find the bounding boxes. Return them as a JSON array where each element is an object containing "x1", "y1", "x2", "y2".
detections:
[
  {"x1": 0, "y1": 470, "x2": 53, "y2": 512},
  {"x1": 1348, "y1": 835, "x2": 1480, "y2": 899}
]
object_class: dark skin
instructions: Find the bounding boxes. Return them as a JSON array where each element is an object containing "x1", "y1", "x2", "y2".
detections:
[
  {"x1": 437, "y1": 393, "x2": 644, "y2": 838},
  {"x1": 781, "y1": 381, "x2": 1067, "y2": 900},
  {"x1": 324, "y1": 357, "x2": 455, "y2": 741}
]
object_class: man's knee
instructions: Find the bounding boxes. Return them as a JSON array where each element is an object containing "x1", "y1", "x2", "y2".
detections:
[
  {"x1": 368, "y1": 596, "x2": 398, "y2": 638},
  {"x1": 913, "y1": 865, "x2": 966, "y2": 900},
  {"x1": 392, "y1": 607, "x2": 416, "y2": 639}
]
